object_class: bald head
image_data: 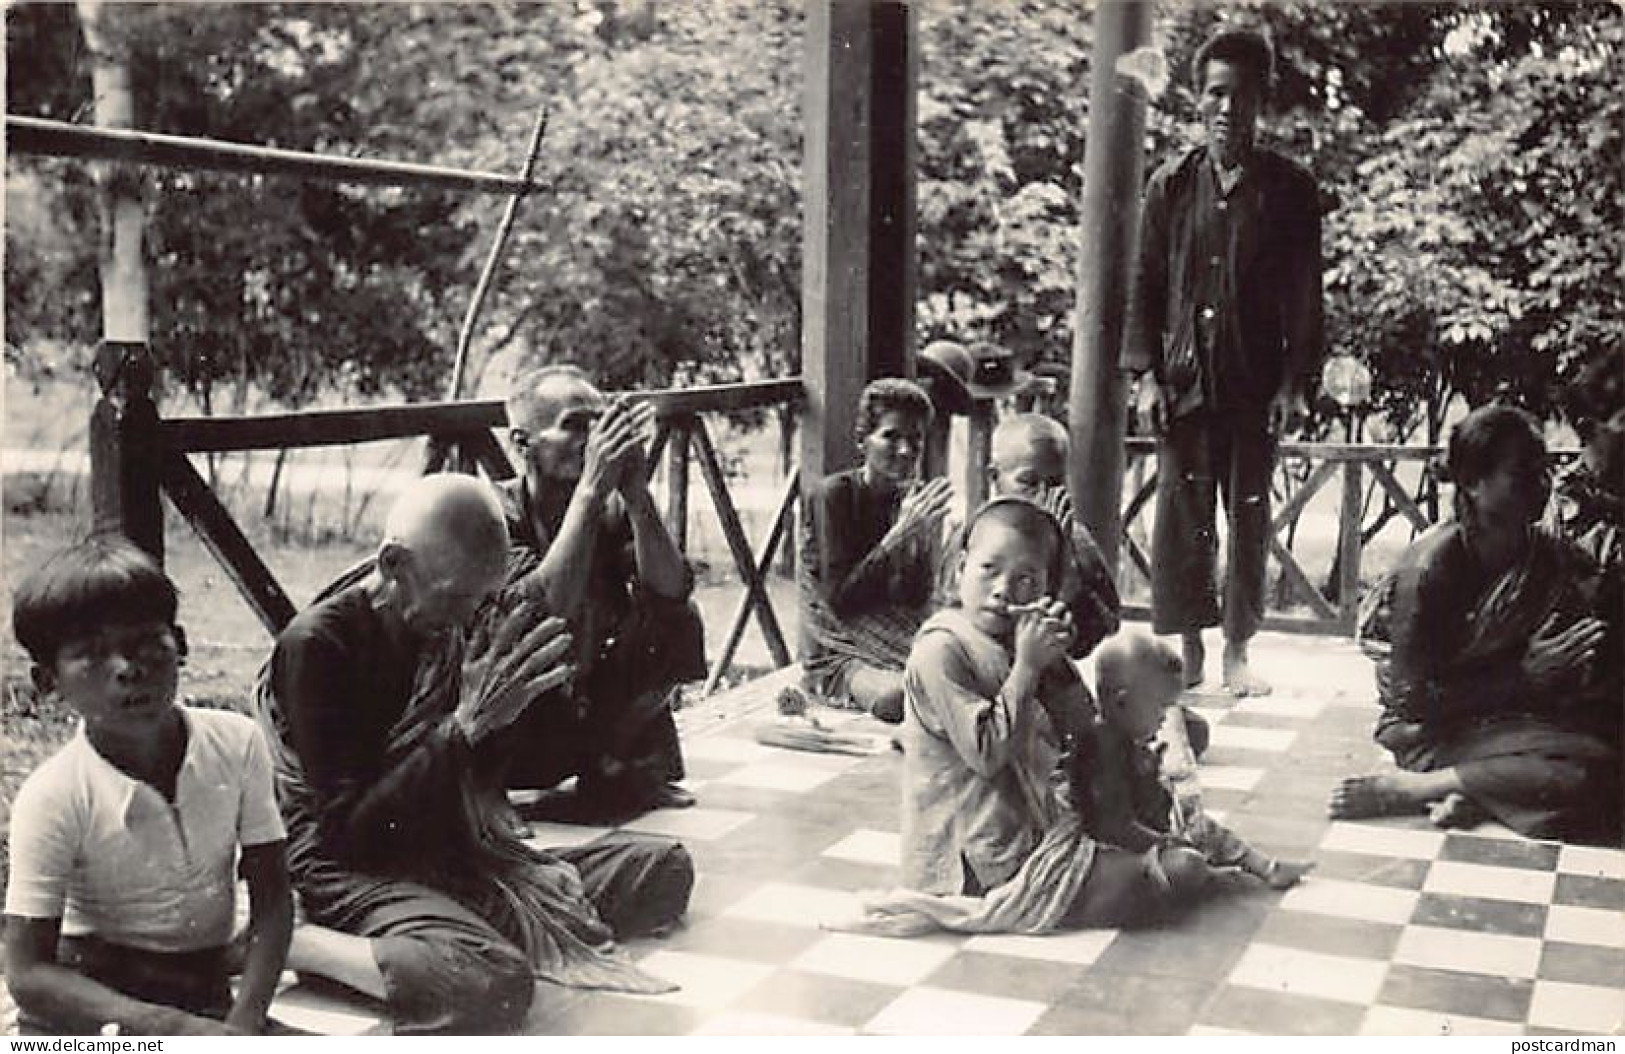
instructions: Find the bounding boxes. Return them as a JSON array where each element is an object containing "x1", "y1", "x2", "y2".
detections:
[
  {"x1": 989, "y1": 413, "x2": 1069, "y2": 499},
  {"x1": 379, "y1": 474, "x2": 509, "y2": 633},
  {"x1": 1094, "y1": 629, "x2": 1184, "y2": 740}
]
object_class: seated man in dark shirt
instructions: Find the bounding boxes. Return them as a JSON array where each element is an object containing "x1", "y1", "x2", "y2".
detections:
[
  {"x1": 255, "y1": 474, "x2": 693, "y2": 1034},
  {"x1": 492, "y1": 365, "x2": 705, "y2": 817}
]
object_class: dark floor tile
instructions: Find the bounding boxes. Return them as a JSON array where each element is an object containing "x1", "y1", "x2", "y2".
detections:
[
  {"x1": 1538, "y1": 941, "x2": 1625, "y2": 988},
  {"x1": 692, "y1": 819, "x2": 851, "y2": 880},
  {"x1": 1056, "y1": 969, "x2": 1217, "y2": 1034},
  {"x1": 1254, "y1": 909, "x2": 1404, "y2": 961},
  {"x1": 924, "y1": 950, "x2": 1081, "y2": 1005},
  {"x1": 1197, "y1": 984, "x2": 1368, "y2": 1036},
  {"x1": 1091, "y1": 895, "x2": 1265, "y2": 982},
  {"x1": 1410, "y1": 892, "x2": 1546, "y2": 938},
  {"x1": 544, "y1": 992, "x2": 700, "y2": 1035},
  {"x1": 1378, "y1": 964, "x2": 1533, "y2": 1023},
  {"x1": 1553, "y1": 873, "x2": 1625, "y2": 912},
  {"x1": 731, "y1": 968, "x2": 901, "y2": 1029},
  {"x1": 1311, "y1": 849, "x2": 1433, "y2": 890},
  {"x1": 657, "y1": 914, "x2": 823, "y2": 964},
  {"x1": 686, "y1": 782, "x2": 806, "y2": 815},
  {"x1": 1216, "y1": 811, "x2": 1329, "y2": 852},
  {"x1": 1025, "y1": 1003, "x2": 1134, "y2": 1035},
  {"x1": 1440, "y1": 833, "x2": 1561, "y2": 871},
  {"x1": 790, "y1": 854, "x2": 896, "y2": 891},
  {"x1": 685, "y1": 871, "x2": 763, "y2": 921}
]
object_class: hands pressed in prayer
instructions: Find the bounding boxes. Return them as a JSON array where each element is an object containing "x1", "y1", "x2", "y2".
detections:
[
  {"x1": 611, "y1": 399, "x2": 658, "y2": 498},
  {"x1": 581, "y1": 396, "x2": 653, "y2": 501},
  {"x1": 1013, "y1": 596, "x2": 1072, "y2": 674},
  {"x1": 887, "y1": 476, "x2": 953, "y2": 548},
  {"x1": 1523, "y1": 613, "x2": 1607, "y2": 692},
  {"x1": 456, "y1": 603, "x2": 575, "y2": 745}
]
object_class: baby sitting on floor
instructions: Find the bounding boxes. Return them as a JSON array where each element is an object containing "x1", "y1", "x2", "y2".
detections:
[{"x1": 1076, "y1": 631, "x2": 1313, "y2": 890}]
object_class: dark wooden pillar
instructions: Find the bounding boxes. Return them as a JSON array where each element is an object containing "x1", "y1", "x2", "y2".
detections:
[
  {"x1": 800, "y1": 0, "x2": 917, "y2": 657},
  {"x1": 1068, "y1": 0, "x2": 1150, "y2": 575},
  {"x1": 91, "y1": 341, "x2": 164, "y2": 560}
]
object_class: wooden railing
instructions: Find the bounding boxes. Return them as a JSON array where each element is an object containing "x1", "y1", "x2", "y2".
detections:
[
  {"x1": 1117, "y1": 436, "x2": 1574, "y2": 636},
  {"x1": 92, "y1": 339, "x2": 803, "y2": 691}
]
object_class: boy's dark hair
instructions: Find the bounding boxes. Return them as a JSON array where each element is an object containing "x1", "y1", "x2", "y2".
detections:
[
  {"x1": 13, "y1": 536, "x2": 179, "y2": 665},
  {"x1": 855, "y1": 377, "x2": 934, "y2": 443},
  {"x1": 1193, "y1": 27, "x2": 1274, "y2": 95},
  {"x1": 964, "y1": 496, "x2": 1065, "y2": 586}
]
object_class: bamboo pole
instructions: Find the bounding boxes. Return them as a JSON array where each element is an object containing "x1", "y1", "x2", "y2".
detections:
[
  {"x1": 7, "y1": 115, "x2": 543, "y2": 195},
  {"x1": 447, "y1": 107, "x2": 550, "y2": 401}
]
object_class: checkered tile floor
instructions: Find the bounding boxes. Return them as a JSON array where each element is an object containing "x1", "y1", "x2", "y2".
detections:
[{"x1": 265, "y1": 635, "x2": 1625, "y2": 1036}]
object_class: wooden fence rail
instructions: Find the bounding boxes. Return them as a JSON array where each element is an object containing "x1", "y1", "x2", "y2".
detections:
[{"x1": 91, "y1": 339, "x2": 805, "y2": 691}]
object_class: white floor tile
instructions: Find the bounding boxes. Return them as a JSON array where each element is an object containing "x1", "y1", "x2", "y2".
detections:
[
  {"x1": 1197, "y1": 765, "x2": 1266, "y2": 792},
  {"x1": 1528, "y1": 980, "x2": 1625, "y2": 1034},
  {"x1": 269, "y1": 986, "x2": 384, "y2": 1036},
  {"x1": 1277, "y1": 877, "x2": 1420, "y2": 926},
  {"x1": 1234, "y1": 697, "x2": 1325, "y2": 720},
  {"x1": 715, "y1": 762, "x2": 839, "y2": 793},
  {"x1": 1545, "y1": 904, "x2": 1625, "y2": 949},
  {"x1": 638, "y1": 950, "x2": 776, "y2": 1010},
  {"x1": 622, "y1": 806, "x2": 755, "y2": 842},
  {"x1": 1421, "y1": 859, "x2": 1557, "y2": 905},
  {"x1": 683, "y1": 736, "x2": 777, "y2": 765},
  {"x1": 865, "y1": 986, "x2": 1047, "y2": 1036},
  {"x1": 1557, "y1": 843, "x2": 1625, "y2": 880},
  {"x1": 722, "y1": 882, "x2": 864, "y2": 929},
  {"x1": 1322, "y1": 821, "x2": 1444, "y2": 860},
  {"x1": 791, "y1": 932, "x2": 960, "y2": 987},
  {"x1": 1227, "y1": 943, "x2": 1389, "y2": 1005},
  {"x1": 1187, "y1": 706, "x2": 1230, "y2": 729},
  {"x1": 691, "y1": 1011, "x2": 855, "y2": 1036},
  {"x1": 523, "y1": 821, "x2": 615, "y2": 850},
  {"x1": 1188, "y1": 1025, "x2": 1259, "y2": 1037},
  {"x1": 963, "y1": 928, "x2": 1119, "y2": 966},
  {"x1": 1208, "y1": 724, "x2": 1297, "y2": 753},
  {"x1": 822, "y1": 829, "x2": 899, "y2": 866},
  {"x1": 1359, "y1": 1006, "x2": 1522, "y2": 1036},
  {"x1": 1392, "y1": 925, "x2": 1543, "y2": 980}
]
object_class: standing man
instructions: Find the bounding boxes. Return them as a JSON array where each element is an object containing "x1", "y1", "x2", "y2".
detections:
[
  {"x1": 496, "y1": 364, "x2": 705, "y2": 817},
  {"x1": 1123, "y1": 27, "x2": 1324, "y2": 696}
]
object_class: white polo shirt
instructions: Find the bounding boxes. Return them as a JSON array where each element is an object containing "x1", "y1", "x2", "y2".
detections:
[{"x1": 5, "y1": 706, "x2": 286, "y2": 952}]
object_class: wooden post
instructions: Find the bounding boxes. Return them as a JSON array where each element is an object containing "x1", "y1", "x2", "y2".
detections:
[
  {"x1": 665, "y1": 419, "x2": 691, "y2": 552},
  {"x1": 965, "y1": 400, "x2": 994, "y2": 510},
  {"x1": 91, "y1": 342, "x2": 164, "y2": 559},
  {"x1": 1338, "y1": 460, "x2": 1364, "y2": 632},
  {"x1": 800, "y1": 0, "x2": 917, "y2": 657},
  {"x1": 1067, "y1": 0, "x2": 1150, "y2": 575}
]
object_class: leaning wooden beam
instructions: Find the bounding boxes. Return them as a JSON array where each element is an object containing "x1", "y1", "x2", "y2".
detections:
[
  {"x1": 705, "y1": 469, "x2": 800, "y2": 695},
  {"x1": 692, "y1": 418, "x2": 792, "y2": 668},
  {"x1": 1267, "y1": 534, "x2": 1340, "y2": 620},
  {"x1": 159, "y1": 448, "x2": 297, "y2": 633},
  {"x1": 7, "y1": 115, "x2": 539, "y2": 195},
  {"x1": 164, "y1": 379, "x2": 804, "y2": 453}
]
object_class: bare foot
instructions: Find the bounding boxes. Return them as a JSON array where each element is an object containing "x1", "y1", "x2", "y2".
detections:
[
  {"x1": 1262, "y1": 859, "x2": 1316, "y2": 890},
  {"x1": 1427, "y1": 791, "x2": 1485, "y2": 829},
  {"x1": 1329, "y1": 773, "x2": 1425, "y2": 819},
  {"x1": 1222, "y1": 651, "x2": 1273, "y2": 697},
  {"x1": 1182, "y1": 634, "x2": 1206, "y2": 688}
]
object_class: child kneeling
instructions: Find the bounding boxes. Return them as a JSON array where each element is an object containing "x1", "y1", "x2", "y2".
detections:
[
  {"x1": 891, "y1": 499, "x2": 1214, "y2": 933},
  {"x1": 4, "y1": 538, "x2": 293, "y2": 1035}
]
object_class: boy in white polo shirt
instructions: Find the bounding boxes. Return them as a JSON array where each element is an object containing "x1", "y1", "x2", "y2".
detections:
[{"x1": 4, "y1": 537, "x2": 292, "y2": 1035}]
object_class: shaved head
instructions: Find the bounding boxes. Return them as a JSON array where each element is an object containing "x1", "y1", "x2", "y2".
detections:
[
  {"x1": 988, "y1": 413, "x2": 1069, "y2": 500},
  {"x1": 1094, "y1": 629, "x2": 1184, "y2": 740},
  {"x1": 379, "y1": 474, "x2": 509, "y2": 632},
  {"x1": 991, "y1": 414, "x2": 1069, "y2": 467}
]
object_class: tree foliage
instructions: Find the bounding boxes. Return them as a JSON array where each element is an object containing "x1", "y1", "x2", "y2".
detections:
[{"x1": 5, "y1": 0, "x2": 1620, "y2": 439}]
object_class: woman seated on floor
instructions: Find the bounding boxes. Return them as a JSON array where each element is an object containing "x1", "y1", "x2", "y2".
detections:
[
  {"x1": 1330, "y1": 405, "x2": 1620, "y2": 843},
  {"x1": 800, "y1": 378, "x2": 953, "y2": 724}
]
